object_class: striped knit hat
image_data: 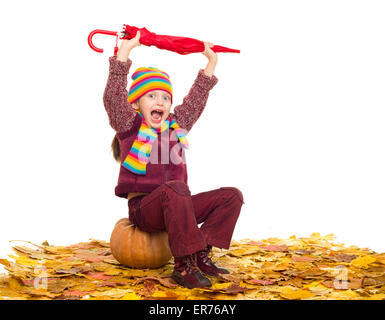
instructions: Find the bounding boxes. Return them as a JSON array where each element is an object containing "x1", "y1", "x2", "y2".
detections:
[{"x1": 127, "y1": 67, "x2": 173, "y2": 104}]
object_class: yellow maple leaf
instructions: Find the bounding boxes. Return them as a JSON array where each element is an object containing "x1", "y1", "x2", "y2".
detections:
[
  {"x1": 104, "y1": 269, "x2": 123, "y2": 276},
  {"x1": 308, "y1": 233, "x2": 336, "y2": 241},
  {"x1": 212, "y1": 292, "x2": 240, "y2": 300},
  {"x1": 328, "y1": 289, "x2": 359, "y2": 300},
  {"x1": 303, "y1": 281, "x2": 331, "y2": 295},
  {"x1": 279, "y1": 287, "x2": 315, "y2": 300},
  {"x1": 211, "y1": 282, "x2": 233, "y2": 290},
  {"x1": 7, "y1": 278, "x2": 23, "y2": 291},
  {"x1": 350, "y1": 255, "x2": 376, "y2": 269},
  {"x1": 302, "y1": 280, "x2": 323, "y2": 289},
  {"x1": 151, "y1": 289, "x2": 180, "y2": 299},
  {"x1": 121, "y1": 292, "x2": 141, "y2": 300},
  {"x1": 13, "y1": 255, "x2": 40, "y2": 267}
]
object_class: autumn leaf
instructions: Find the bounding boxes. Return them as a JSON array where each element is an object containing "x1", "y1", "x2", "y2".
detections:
[
  {"x1": 294, "y1": 249, "x2": 315, "y2": 255},
  {"x1": 217, "y1": 273, "x2": 243, "y2": 284},
  {"x1": 279, "y1": 287, "x2": 315, "y2": 300},
  {"x1": 245, "y1": 279, "x2": 275, "y2": 285},
  {"x1": 133, "y1": 276, "x2": 178, "y2": 288},
  {"x1": 278, "y1": 276, "x2": 303, "y2": 288},
  {"x1": 121, "y1": 292, "x2": 141, "y2": 300},
  {"x1": 350, "y1": 255, "x2": 376, "y2": 269},
  {"x1": 151, "y1": 289, "x2": 179, "y2": 299},
  {"x1": 329, "y1": 253, "x2": 358, "y2": 263},
  {"x1": 259, "y1": 244, "x2": 288, "y2": 252},
  {"x1": 86, "y1": 272, "x2": 113, "y2": 280},
  {"x1": 372, "y1": 253, "x2": 385, "y2": 265},
  {"x1": 90, "y1": 288, "x2": 134, "y2": 299},
  {"x1": 63, "y1": 290, "x2": 91, "y2": 298},
  {"x1": 291, "y1": 256, "x2": 318, "y2": 263},
  {"x1": 205, "y1": 282, "x2": 248, "y2": 294},
  {"x1": 246, "y1": 240, "x2": 264, "y2": 246}
]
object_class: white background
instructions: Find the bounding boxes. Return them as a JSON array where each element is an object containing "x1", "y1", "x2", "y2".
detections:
[{"x1": 1, "y1": 0, "x2": 384, "y2": 272}]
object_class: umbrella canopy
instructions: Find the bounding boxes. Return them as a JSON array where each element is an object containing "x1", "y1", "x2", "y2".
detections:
[{"x1": 121, "y1": 24, "x2": 240, "y2": 55}]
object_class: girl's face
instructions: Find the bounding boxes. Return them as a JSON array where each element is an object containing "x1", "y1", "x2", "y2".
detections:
[{"x1": 132, "y1": 90, "x2": 172, "y2": 129}]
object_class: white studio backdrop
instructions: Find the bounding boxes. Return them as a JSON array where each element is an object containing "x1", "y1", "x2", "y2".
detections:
[{"x1": 1, "y1": 0, "x2": 384, "y2": 273}]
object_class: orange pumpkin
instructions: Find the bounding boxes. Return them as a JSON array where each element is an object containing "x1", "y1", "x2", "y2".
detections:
[{"x1": 110, "y1": 218, "x2": 172, "y2": 269}]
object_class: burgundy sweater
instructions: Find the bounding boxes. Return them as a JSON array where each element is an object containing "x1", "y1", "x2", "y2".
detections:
[{"x1": 103, "y1": 56, "x2": 218, "y2": 198}]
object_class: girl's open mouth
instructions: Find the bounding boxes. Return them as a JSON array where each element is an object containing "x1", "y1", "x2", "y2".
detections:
[{"x1": 150, "y1": 109, "x2": 164, "y2": 123}]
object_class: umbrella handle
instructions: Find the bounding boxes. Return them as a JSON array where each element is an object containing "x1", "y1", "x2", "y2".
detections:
[{"x1": 88, "y1": 29, "x2": 119, "y2": 56}]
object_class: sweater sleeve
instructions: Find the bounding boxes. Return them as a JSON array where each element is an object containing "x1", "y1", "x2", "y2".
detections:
[
  {"x1": 103, "y1": 56, "x2": 137, "y2": 133},
  {"x1": 172, "y1": 69, "x2": 218, "y2": 132}
]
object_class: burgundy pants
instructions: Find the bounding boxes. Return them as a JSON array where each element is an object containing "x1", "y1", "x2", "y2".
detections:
[{"x1": 128, "y1": 180, "x2": 244, "y2": 258}]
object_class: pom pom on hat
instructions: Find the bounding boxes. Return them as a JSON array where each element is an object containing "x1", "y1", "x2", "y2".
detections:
[{"x1": 127, "y1": 67, "x2": 173, "y2": 104}]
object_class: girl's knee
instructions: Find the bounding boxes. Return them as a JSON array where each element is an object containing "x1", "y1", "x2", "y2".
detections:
[
  {"x1": 163, "y1": 180, "x2": 191, "y2": 197},
  {"x1": 220, "y1": 187, "x2": 244, "y2": 204}
]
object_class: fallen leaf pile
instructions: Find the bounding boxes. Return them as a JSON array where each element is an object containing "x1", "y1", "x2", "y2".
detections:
[{"x1": 1, "y1": 233, "x2": 385, "y2": 300}]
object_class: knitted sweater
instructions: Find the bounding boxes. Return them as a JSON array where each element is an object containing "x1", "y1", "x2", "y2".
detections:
[{"x1": 103, "y1": 56, "x2": 218, "y2": 198}]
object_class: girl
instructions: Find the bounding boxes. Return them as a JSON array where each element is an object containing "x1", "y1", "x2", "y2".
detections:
[{"x1": 103, "y1": 31, "x2": 244, "y2": 289}]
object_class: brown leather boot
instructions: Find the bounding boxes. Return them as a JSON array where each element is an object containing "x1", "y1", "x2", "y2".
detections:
[
  {"x1": 172, "y1": 254, "x2": 212, "y2": 289},
  {"x1": 195, "y1": 245, "x2": 230, "y2": 276}
]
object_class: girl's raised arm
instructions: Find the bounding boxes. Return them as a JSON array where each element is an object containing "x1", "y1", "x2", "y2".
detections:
[
  {"x1": 103, "y1": 56, "x2": 137, "y2": 133},
  {"x1": 172, "y1": 42, "x2": 218, "y2": 132},
  {"x1": 102, "y1": 33, "x2": 141, "y2": 133},
  {"x1": 172, "y1": 70, "x2": 218, "y2": 132}
]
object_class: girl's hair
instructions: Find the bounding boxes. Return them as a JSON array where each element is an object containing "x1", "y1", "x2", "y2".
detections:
[{"x1": 111, "y1": 134, "x2": 121, "y2": 163}]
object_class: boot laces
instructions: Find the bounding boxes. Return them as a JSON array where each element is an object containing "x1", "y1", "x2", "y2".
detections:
[
  {"x1": 199, "y1": 245, "x2": 218, "y2": 265},
  {"x1": 183, "y1": 254, "x2": 200, "y2": 273}
]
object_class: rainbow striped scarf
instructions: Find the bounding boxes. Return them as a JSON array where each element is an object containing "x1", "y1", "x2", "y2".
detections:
[{"x1": 122, "y1": 111, "x2": 189, "y2": 175}]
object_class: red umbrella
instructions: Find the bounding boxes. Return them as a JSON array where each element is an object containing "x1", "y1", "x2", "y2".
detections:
[{"x1": 121, "y1": 24, "x2": 240, "y2": 55}]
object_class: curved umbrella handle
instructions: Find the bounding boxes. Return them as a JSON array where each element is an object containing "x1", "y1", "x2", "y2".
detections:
[{"x1": 88, "y1": 29, "x2": 119, "y2": 55}]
